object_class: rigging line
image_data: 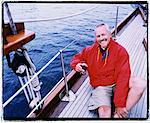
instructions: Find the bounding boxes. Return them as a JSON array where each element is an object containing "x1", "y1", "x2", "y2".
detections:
[{"x1": 5, "y1": 5, "x2": 99, "y2": 23}]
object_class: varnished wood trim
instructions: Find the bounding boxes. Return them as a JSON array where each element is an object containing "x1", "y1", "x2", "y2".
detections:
[
  {"x1": 50, "y1": 72, "x2": 88, "y2": 118},
  {"x1": 44, "y1": 70, "x2": 76, "y2": 107},
  {"x1": 142, "y1": 36, "x2": 147, "y2": 51},
  {"x1": 3, "y1": 23, "x2": 25, "y2": 38},
  {"x1": 28, "y1": 70, "x2": 77, "y2": 118},
  {"x1": 138, "y1": 7, "x2": 147, "y2": 22},
  {"x1": 4, "y1": 30, "x2": 35, "y2": 55}
]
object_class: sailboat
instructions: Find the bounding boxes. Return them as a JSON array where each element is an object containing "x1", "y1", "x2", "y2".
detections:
[{"x1": 2, "y1": 2, "x2": 148, "y2": 119}]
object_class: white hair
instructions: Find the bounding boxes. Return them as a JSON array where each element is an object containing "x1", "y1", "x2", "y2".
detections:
[{"x1": 95, "y1": 23, "x2": 111, "y2": 33}]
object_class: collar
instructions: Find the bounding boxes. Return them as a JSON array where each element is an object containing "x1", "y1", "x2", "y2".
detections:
[{"x1": 100, "y1": 46, "x2": 108, "y2": 53}]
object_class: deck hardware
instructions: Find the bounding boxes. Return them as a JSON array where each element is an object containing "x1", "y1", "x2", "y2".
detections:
[
  {"x1": 60, "y1": 49, "x2": 76, "y2": 101},
  {"x1": 60, "y1": 90, "x2": 76, "y2": 102},
  {"x1": 114, "y1": 6, "x2": 119, "y2": 39}
]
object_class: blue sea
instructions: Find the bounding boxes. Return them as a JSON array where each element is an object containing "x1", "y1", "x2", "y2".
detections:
[{"x1": 3, "y1": 3, "x2": 134, "y2": 119}]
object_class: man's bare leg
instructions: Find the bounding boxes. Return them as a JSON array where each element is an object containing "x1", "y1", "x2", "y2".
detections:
[
  {"x1": 126, "y1": 76, "x2": 147, "y2": 111},
  {"x1": 114, "y1": 76, "x2": 147, "y2": 118},
  {"x1": 98, "y1": 105, "x2": 111, "y2": 118}
]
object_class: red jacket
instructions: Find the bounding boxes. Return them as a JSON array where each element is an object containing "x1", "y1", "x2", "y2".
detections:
[{"x1": 70, "y1": 38, "x2": 131, "y2": 107}]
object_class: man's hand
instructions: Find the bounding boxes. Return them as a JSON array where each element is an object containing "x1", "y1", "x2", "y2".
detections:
[
  {"x1": 115, "y1": 107, "x2": 128, "y2": 118},
  {"x1": 75, "y1": 63, "x2": 88, "y2": 74}
]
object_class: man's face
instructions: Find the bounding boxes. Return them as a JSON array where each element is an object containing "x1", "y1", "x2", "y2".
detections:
[{"x1": 95, "y1": 26, "x2": 111, "y2": 49}]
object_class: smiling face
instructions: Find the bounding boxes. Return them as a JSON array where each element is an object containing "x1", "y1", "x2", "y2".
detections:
[{"x1": 95, "y1": 24, "x2": 111, "y2": 49}]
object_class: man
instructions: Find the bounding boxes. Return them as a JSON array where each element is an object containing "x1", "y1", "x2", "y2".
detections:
[{"x1": 70, "y1": 24, "x2": 146, "y2": 118}]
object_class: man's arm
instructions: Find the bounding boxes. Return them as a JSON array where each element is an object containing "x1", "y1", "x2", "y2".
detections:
[
  {"x1": 70, "y1": 48, "x2": 88, "y2": 73},
  {"x1": 114, "y1": 47, "x2": 131, "y2": 117}
]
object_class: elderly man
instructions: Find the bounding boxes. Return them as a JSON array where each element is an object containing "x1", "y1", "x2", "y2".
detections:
[{"x1": 70, "y1": 23, "x2": 146, "y2": 118}]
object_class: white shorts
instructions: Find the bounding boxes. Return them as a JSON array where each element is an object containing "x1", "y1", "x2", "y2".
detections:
[{"x1": 88, "y1": 84, "x2": 115, "y2": 110}]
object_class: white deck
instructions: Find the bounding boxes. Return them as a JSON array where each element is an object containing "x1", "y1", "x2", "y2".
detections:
[{"x1": 59, "y1": 14, "x2": 147, "y2": 118}]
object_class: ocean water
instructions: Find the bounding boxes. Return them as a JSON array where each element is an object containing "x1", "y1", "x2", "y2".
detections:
[{"x1": 3, "y1": 3, "x2": 133, "y2": 119}]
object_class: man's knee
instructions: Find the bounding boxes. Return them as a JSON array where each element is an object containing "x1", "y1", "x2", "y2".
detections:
[
  {"x1": 129, "y1": 76, "x2": 147, "y2": 94},
  {"x1": 98, "y1": 105, "x2": 111, "y2": 118}
]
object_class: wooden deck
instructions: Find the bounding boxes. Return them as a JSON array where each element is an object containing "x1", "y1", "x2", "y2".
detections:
[{"x1": 58, "y1": 13, "x2": 147, "y2": 118}]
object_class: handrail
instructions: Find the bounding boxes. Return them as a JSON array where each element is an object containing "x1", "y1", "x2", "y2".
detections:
[
  {"x1": 4, "y1": 5, "x2": 99, "y2": 23},
  {"x1": 3, "y1": 39, "x2": 76, "y2": 108}
]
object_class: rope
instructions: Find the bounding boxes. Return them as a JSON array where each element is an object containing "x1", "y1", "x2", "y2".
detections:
[{"x1": 5, "y1": 5, "x2": 99, "y2": 23}]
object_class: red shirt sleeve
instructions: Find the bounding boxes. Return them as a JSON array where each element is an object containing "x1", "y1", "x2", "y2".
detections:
[
  {"x1": 70, "y1": 48, "x2": 87, "y2": 70},
  {"x1": 114, "y1": 47, "x2": 131, "y2": 107}
]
